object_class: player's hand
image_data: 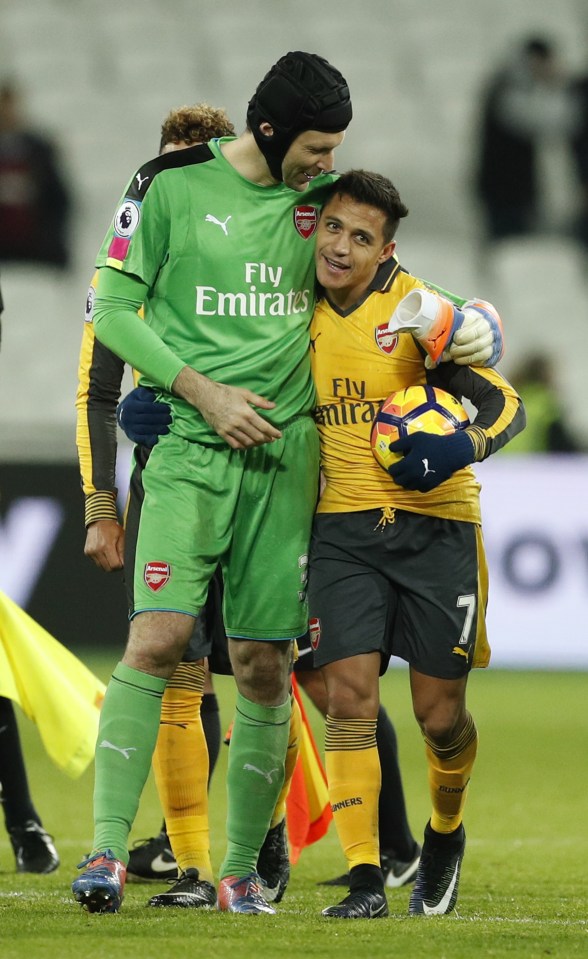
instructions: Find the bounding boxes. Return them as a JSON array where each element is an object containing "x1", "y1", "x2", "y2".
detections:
[
  {"x1": 84, "y1": 519, "x2": 125, "y2": 571},
  {"x1": 117, "y1": 386, "x2": 172, "y2": 447},
  {"x1": 172, "y1": 367, "x2": 282, "y2": 449},
  {"x1": 387, "y1": 430, "x2": 474, "y2": 492},
  {"x1": 432, "y1": 300, "x2": 504, "y2": 368}
]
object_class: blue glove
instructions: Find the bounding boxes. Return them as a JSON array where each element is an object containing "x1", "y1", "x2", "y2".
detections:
[
  {"x1": 116, "y1": 386, "x2": 172, "y2": 448},
  {"x1": 387, "y1": 430, "x2": 474, "y2": 492}
]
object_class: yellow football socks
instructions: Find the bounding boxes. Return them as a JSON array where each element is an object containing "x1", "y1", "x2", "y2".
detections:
[
  {"x1": 424, "y1": 712, "x2": 478, "y2": 834},
  {"x1": 152, "y1": 661, "x2": 213, "y2": 883},
  {"x1": 325, "y1": 715, "x2": 381, "y2": 870}
]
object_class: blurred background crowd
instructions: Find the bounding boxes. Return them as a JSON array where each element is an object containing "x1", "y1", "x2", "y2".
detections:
[
  {"x1": 1, "y1": 0, "x2": 588, "y2": 454},
  {"x1": 0, "y1": 0, "x2": 586, "y2": 659}
]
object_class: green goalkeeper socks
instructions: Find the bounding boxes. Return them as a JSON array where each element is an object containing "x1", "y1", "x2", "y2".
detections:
[
  {"x1": 92, "y1": 661, "x2": 166, "y2": 863},
  {"x1": 220, "y1": 692, "x2": 291, "y2": 879}
]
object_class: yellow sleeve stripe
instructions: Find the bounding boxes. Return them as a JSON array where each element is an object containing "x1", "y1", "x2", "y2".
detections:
[
  {"x1": 84, "y1": 491, "x2": 119, "y2": 527},
  {"x1": 465, "y1": 425, "x2": 487, "y2": 462},
  {"x1": 75, "y1": 312, "x2": 96, "y2": 496}
]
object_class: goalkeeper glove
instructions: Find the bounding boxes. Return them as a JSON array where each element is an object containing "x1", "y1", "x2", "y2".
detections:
[
  {"x1": 387, "y1": 430, "x2": 474, "y2": 492},
  {"x1": 439, "y1": 299, "x2": 504, "y2": 368},
  {"x1": 116, "y1": 386, "x2": 172, "y2": 448},
  {"x1": 389, "y1": 289, "x2": 504, "y2": 369}
]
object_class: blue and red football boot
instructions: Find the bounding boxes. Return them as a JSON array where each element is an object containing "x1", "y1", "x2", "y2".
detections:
[
  {"x1": 216, "y1": 872, "x2": 276, "y2": 914},
  {"x1": 72, "y1": 849, "x2": 127, "y2": 913}
]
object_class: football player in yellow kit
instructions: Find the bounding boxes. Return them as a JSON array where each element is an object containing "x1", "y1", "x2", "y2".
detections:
[{"x1": 309, "y1": 169, "x2": 525, "y2": 919}]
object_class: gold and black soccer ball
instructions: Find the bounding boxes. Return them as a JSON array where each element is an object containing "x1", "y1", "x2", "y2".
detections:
[{"x1": 371, "y1": 385, "x2": 470, "y2": 472}]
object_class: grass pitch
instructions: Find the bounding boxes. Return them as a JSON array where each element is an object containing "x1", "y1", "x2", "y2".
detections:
[{"x1": 1, "y1": 658, "x2": 586, "y2": 959}]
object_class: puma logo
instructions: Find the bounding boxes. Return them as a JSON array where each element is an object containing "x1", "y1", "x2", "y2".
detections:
[
  {"x1": 99, "y1": 739, "x2": 137, "y2": 760},
  {"x1": 135, "y1": 173, "x2": 149, "y2": 190},
  {"x1": 205, "y1": 213, "x2": 232, "y2": 235},
  {"x1": 422, "y1": 458, "x2": 436, "y2": 477},
  {"x1": 243, "y1": 763, "x2": 279, "y2": 784}
]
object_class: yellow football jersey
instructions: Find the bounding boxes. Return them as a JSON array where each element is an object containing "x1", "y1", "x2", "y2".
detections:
[{"x1": 311, "y1": 259, "x2": 520, "y2": 523}]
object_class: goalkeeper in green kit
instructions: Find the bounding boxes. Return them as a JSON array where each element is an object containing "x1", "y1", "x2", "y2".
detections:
[{"x1": 72, "y1": 51, "x2": 353, "y2": 916}]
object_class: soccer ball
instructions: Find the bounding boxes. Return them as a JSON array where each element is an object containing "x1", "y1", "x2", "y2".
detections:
[{"x1": 370, "y1": 385, "x2": 470, "y2": 472}]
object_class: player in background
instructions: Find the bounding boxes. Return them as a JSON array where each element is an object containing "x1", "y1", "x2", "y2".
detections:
[
  {"x1": 307, "y1": 170, "x2": 525, "y2": 919},
  {"x1": 0, "y1": 697, "x2": 59, "y2": 873},
  {"x1": 0, "y1": 282, "x2": 60, "y2": 875},
  {"x1": 72, "y1": 51, "x2": 353, "y2": 916}
]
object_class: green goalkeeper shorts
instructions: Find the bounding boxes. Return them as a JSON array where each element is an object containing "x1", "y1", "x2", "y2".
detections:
[{"x1": 133, "y1": 414, "x2": 319, "y2": 641}]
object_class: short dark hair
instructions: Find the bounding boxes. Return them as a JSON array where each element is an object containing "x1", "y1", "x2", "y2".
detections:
[{"x1": 325, "y1": 170, "x2": 408, "y2": 243}]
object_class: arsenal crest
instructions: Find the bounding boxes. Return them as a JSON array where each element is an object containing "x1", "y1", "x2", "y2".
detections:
[
  {"x1": 144, "y1": 561, "x2": 171, "y2": 592},
  {"x1": 309, "y1": 617, "x2": 321, "y2": 650},
  {"x1": 294, "y1": 205, "x2": 318, "y2": 239},
  {"x1": 375, "y1": 325, "x2": 399, "y2": 355}
]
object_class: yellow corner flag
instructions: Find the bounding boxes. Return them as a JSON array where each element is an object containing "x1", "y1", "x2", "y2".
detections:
[{"x1": 0, "y1": 590, "x2": 105, "y2": 778}]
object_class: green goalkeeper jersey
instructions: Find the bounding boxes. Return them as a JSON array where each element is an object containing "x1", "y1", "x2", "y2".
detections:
[{"x1": 93, "y1": 138, "x2": 336, "y2": 444}]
